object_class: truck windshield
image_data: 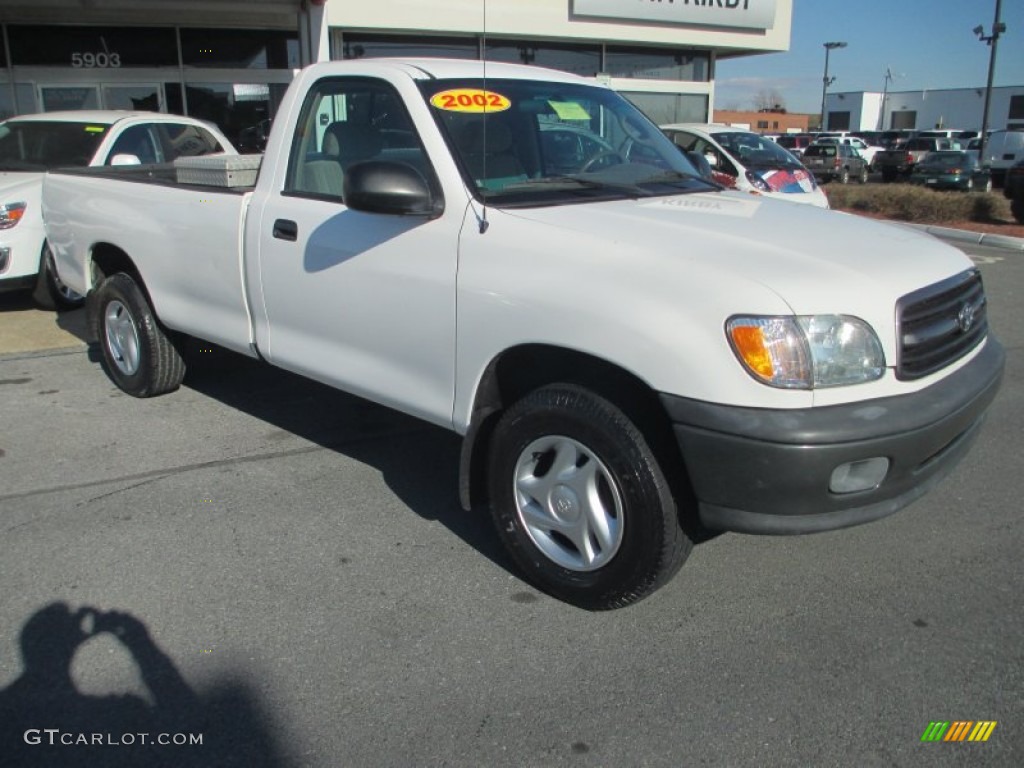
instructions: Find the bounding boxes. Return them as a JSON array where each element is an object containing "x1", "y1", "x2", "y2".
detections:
[
  {"x1": 0, "y1": 121, "x2": 109, "y2": 171},
  {"x1": 418, "y1": 78, "x2": 715, "y2": 205}
]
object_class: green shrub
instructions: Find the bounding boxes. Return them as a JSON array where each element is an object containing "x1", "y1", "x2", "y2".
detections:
[{"x1": 824, "y1": 183, "x2": 1012, "y2": 224}]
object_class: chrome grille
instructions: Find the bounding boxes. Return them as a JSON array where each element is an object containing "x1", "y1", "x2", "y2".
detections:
[{"x1": 896, "y1": 269, "x2": 988, "y2": 380}]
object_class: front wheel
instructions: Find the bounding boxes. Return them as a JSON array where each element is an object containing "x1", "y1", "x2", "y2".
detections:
[
  {"x1": 858, "y1": 165, "x2": 869, "y2": 184},
  {"x1": 487, "y1": 384, "x2": 692, "y2": 609},
  {"x1": 838, "y1": 168, "x2": 850, "y2": 184},
  {"x1": 93, "y1": 273, "x2": 185, "y2": 397}
]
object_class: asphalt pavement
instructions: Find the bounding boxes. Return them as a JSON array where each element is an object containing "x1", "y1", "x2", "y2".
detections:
[{"x1": 1, "y1": 235, "x2": 1021, "y2": 767}]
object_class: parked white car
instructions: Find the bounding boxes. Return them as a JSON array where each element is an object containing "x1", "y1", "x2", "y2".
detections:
[
  {"x1": 982, "y1": 129, "x2": 1024, "y2": 188},
  {"x1": 661, "y1": 123, "x2": 829, "y2": 208},
  {"x1": 0, "y1": 111, "x2": 235, "y2": 308}
]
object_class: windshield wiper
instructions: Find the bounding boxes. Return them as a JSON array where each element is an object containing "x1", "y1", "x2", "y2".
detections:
[
  {"x1": 637, "y1": 170, "x2": 724, "y2": 190},
  {"x1": 500, "y1": 175, "x2": 654, "y2": 197}
]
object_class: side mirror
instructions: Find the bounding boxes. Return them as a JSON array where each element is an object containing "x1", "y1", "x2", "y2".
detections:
[
  {"x1": 110, "y1": 153, "x2": 142, "y2": 166},
  {"x1": 343, "y1": 160, "x2": 443, "y2": 217}
]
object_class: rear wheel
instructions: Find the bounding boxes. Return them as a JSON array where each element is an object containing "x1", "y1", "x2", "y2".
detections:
[
  {"x1": 488, "y1": 384, "x2": 692, "y2": 609},
  {"x1": 93, "y1": 273, "x2": 185, "y2": 397},
  {"x1": 32, "y1": 242, "x2": 84, "y2": 311}
]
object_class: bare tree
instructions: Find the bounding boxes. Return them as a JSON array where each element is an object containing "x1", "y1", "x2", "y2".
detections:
[{"x1": 754, "y1": 89, "x2": 787, "y2": 113}]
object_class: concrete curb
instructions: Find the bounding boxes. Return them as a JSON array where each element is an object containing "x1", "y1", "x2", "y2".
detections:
[{"x1": 907, "y1": 223, "x2": 1024, "y2": 252}]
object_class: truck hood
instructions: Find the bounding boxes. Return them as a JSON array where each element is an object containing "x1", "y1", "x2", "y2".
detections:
[{"x1": 503, "y1": 190, "x2": 971, "y2": 314}]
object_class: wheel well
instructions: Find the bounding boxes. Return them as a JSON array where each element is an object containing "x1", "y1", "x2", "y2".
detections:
[
  {"x1": 462, "y1": 345, "x2": 696, "y2": 524},
  {"x1": 89, "y1": 242, "x2": 140, "y2": 291}
]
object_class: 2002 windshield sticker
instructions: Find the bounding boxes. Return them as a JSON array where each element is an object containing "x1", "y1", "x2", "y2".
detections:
[{"x1": 430, "y1": 89, "x2": 511, "y2": 113}]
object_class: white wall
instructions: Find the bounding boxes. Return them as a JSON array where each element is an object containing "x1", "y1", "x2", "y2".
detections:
[
  {"x1": 325, "y1": 0, "x2": 792, "y2": 52},
  {"x1": 828, "y1": 86, "x2": 1024, "y2": 132}
]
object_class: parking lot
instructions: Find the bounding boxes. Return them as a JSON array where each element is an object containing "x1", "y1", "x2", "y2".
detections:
[{"x1": 1, "y1": 237, "x2": 1021, "y2": 766}]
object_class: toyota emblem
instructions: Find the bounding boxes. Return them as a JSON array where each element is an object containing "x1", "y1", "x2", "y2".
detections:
[{"x1": 957, "y1": 302, "x2": 976, "y2": 333}]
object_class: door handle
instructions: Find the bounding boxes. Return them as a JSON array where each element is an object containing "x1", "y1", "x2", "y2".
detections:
[{"x1": 273, "y1": 219, "x2": 298, "y2": 242}]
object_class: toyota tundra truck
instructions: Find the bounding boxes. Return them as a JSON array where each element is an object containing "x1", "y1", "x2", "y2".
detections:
[{"x1": 41, "y1": 59, "x2": 1004, "y2": 609}]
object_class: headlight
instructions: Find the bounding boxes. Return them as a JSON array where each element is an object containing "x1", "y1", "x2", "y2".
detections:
[
  {"x1": 0, "y1": 201, "x2": 27, "y2": 230},
  {"x1": 727, "y1": 315, "x2": 885, "y2": 389}
]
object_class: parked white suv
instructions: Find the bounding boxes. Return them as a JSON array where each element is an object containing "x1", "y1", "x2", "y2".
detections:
[
  {"x1": 661, "y1": 123, "x2": 828, "y2": 208},
  {"x1": 0, "y1": 111, "x2": 235, "y2": 308}
]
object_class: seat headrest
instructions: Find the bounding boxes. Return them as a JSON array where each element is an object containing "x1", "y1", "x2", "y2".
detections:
[{"x1": 323, "y1": 122, "x2": 384, "y2": 163}]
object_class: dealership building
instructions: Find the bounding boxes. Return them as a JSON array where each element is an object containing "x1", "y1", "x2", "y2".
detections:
[
  {"x1": 0, "y1": 0, "x2": 793, "y2": 146},
  {"x1": 824, "y1": 86, "x2": 1024, "y2": 134}
]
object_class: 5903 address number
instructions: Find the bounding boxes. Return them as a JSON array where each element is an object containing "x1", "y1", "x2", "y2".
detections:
[{"x1": 71, "y1": 52, "x2": 122, "y2": 68}]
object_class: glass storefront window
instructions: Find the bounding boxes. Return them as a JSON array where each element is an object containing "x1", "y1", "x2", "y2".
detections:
[
  {"x1": 1, "y1": 84, "x2": 36, "y2": 119},
  {"x1": 486, "y1": 41, "x2": 601, "y2": 78},
  {"x1": 102, "y1": 84, "x2": 161, "y2": 112},
  {"x1": 605, "y1": 47, "x2": 709, "y2": 82},
  {"x1": 41, "y1": 86, "x2": 100, "y2": 112},
  {"x1": 622, "y1": 92, "x2": 708, "y2": 125},
  {"x1": 7, "y1": 25, "x2": 178, "y2": 67},
  {"x1": 180, "y1": 29, "x2": 299, "y2": 69},
  {"x1": 184, "y1": 82, "x2": 289, "y2": 150},
  {"x1": 342, "y1": 34, "x2": 478, "y2": 61}
]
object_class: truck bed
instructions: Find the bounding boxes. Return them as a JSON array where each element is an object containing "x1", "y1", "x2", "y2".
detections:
[{"x1": 43, "y1": 164, "x2": 257, "y2": 356}]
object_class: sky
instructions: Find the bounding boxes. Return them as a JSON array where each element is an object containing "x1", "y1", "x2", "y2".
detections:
[{"x1": 714, "y1": 0, "x2": 1024, "y2": 114}]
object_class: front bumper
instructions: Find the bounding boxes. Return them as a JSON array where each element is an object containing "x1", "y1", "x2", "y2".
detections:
[{"x1": 660, "y1": 338, "x2": 1005, "y2": 535}]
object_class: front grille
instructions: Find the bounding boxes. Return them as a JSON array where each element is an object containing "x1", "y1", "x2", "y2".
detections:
[{"x1": 896, "y1": 269, "x2": 988, "y2": 380}]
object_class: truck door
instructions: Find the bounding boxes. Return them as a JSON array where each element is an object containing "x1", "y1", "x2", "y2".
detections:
[{"x1": 250, "y1": 76, "x2": 460, "y2": 429}]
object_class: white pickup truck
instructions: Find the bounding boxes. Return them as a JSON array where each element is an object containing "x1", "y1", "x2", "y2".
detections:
[{"x1": 42, "y1": 59, "x2": 1004, "y2": 609}]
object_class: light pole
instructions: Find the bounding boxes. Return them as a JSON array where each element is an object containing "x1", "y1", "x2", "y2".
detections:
[
  {"x1": 877, "y1": 67, "x2": 894, "y2": 132},
  {"x1": 974, "y1": 0, "x2": 1005, "y2": 164},
  {"x1": 820, "y1": 42, "x2": 847, "y2": 131}
]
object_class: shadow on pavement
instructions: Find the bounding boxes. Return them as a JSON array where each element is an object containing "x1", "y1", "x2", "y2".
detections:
[
  {"x1": 0, "y1": 602, "x2": 288, "y2": 767},
  {"x1": 175, "y1": 341, "x2": 511, "y2": 574}
]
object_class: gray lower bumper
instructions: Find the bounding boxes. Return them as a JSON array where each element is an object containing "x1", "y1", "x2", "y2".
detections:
[{"x1": 660, "y1": 338, "x2": 1005, "y2": 535}]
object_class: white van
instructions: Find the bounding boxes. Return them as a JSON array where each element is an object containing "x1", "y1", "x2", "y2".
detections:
[{"x1": 983, "y1": 129, "x2": 1024, "y2": 186}]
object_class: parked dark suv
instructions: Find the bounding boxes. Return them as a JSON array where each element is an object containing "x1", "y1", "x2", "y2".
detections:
[{"x1": 801, "y1": 142, "x2": 870, "y2": 184}]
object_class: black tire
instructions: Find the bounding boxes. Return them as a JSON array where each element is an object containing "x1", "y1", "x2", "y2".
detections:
[
  {"x1": 1012, "y1": 194, "x2": 1024, "y2": 224},
  {"x1": 93, "y1": 273, "x2": 185, "y2": 397},
  {"x1": 858, "y1": 165, "x2": 869, "y2": 184},
  {"x1": 32, "y1": 242, "x2": 85, "y2": 311},
  {"x1": 487, "y1": 384, "x2": 692, "y2": 610},
  {"x1": 881, "y1": 167, "x2": 897, "y2": 183},
  {"x1": 838, "y1": 168, "x2": 850, "y2": 185}
]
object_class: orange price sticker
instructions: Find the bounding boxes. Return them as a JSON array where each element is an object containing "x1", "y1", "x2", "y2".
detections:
[{"x1": 430, "y1": 88, "x2": 511, "y2": 113}]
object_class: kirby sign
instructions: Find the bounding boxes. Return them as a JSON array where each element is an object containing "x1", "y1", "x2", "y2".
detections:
[{"x1": 573, "y1": 0, "x2": 777, "y2": 30}]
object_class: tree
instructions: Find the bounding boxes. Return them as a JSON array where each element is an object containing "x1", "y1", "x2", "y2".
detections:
[{"x1": 754, "y1": 89, "x2": 787, "y2": 113}]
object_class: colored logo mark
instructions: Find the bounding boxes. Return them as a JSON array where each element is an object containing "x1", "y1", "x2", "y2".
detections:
[{"x1": 921, "y1": 721, "x2": 997, "y2": 742}]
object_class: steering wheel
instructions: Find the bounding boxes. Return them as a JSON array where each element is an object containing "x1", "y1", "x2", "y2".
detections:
[{"x1": 578, "y1": 151, "x2": 626, "y2": 173}]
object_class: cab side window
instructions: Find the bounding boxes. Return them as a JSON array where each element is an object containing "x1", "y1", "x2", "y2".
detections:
[{"x1": 285, "y1": 77, "x2": 435, "y2": 203}]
